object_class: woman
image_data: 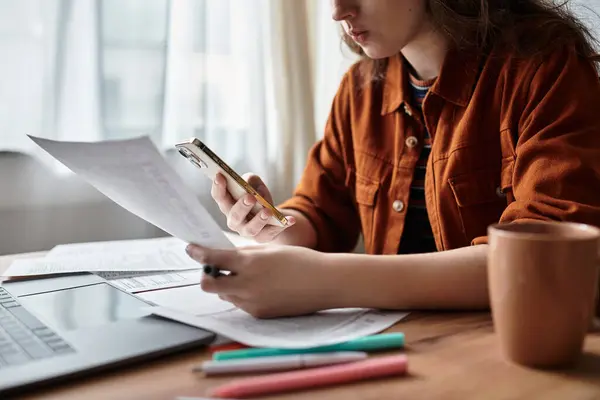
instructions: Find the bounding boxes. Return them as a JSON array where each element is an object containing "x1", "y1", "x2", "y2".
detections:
[{"x1": 186, "y1": 0, "x2": 600, "y2": 318}]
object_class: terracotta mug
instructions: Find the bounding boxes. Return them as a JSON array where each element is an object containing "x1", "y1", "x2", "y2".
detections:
[{"x1": 487, "y1": 221, "x2": 600, "y2": 368}]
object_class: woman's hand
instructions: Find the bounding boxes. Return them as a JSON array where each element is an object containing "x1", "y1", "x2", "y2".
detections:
[
  {"x1": 186, "y1": 243, "x2": 335, "y2": 318},
  {"x1": 211, "y1": 172, "x2": 296, "y2": 243}
]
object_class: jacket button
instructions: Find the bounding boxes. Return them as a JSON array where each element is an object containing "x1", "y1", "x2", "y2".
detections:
[
  {"x1": 405, "y1": 136, "x2": 418, "y2": 148},
  {"x1": 403, "y1": 104, "x2": 413, "y2": 117},
  {"x1": 392, "y1": 200, "x2": 405, "y2": 213}
]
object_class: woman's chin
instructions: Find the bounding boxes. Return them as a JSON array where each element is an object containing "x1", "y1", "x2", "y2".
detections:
[{"x1": 361, "y1": 45, "x2": 398, "y2": 60}]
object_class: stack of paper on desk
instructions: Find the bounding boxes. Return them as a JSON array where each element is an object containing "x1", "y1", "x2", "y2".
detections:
[
  {"x1": 3, "y1": 238, "x2": 197, "y2": 274},
  {"x1": 3, "y1": 233, "x2": 255, "y2": 293},
  {"x1": 46, "y1": 236, "x2": 203, "y2": 293},
  {"x1": 1, "y1": 236, "x2": 200, "y2": 292}
]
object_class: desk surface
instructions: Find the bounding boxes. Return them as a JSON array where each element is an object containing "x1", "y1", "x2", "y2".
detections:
[{"x1": 1, "y1": 252, "x2": 600, "y2": 400}]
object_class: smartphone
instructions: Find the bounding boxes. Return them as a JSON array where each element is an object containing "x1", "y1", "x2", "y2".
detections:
[{"x1": 175, "y1": 138, "x2": 288, "y2": 227}]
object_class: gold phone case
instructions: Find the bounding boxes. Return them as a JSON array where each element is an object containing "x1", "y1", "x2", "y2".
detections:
[{"x1": 175, "y1": 138, "x2": 288, "y2": 227}]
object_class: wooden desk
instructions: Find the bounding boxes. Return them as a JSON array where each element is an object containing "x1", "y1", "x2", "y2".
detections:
[{"x1": 1, "y1": 253, "x2": 599, "y2": 400}]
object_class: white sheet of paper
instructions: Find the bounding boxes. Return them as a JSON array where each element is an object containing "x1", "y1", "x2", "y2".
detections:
[
  {"x1": 28, "y1": 135, "x2": 233, "y2": 250},
  {"x1": 138, "y1": 285, "x2": 236, "y2": 315},
  {"x1": 150, "y1": 306, "x2": 408, "y2": 349}
]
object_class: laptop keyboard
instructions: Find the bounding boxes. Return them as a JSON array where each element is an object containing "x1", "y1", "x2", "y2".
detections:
[{"x1": 0, "y1": 287, "x2": 75, "y2": 368}]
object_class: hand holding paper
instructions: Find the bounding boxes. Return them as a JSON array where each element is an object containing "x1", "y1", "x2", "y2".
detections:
[{"x1": 187, "y1": 243, "x2": 341, "y2": 319}]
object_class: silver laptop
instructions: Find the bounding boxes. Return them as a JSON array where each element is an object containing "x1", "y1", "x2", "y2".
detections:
[{"x1": 0, "y1": 272, "x2": 215, "y2": 396}]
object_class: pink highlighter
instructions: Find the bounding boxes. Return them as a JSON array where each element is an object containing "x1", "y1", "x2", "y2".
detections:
[{"x1": 207, "y1": 354, "x2": 408, "y2": 398}]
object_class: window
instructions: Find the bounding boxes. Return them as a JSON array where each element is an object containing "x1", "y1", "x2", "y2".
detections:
[{"x1": 99, "y1": 0, "x2": 169, "y2": 140}]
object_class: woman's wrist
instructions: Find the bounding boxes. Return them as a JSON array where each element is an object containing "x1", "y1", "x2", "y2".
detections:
[{"x1": 315, "y1": 252, "x2": 377, "y2": 310}]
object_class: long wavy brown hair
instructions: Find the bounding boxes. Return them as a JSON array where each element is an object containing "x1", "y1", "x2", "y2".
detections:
[{"x1": 342, "y1": 0, "x2": 600, "y2": 80}]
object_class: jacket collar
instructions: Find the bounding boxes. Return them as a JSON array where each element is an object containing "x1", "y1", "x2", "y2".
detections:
[{"x1": 381, "y1": 46, "x2": 483, "y2": 115}]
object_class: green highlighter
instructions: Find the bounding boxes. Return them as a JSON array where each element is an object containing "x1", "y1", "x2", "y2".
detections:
[{"x1": 212, "y1": 332, "x2": 405, "y2": 361}]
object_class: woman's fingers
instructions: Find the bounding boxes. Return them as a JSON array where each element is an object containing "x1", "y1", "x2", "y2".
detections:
[
  {"x1": 226, "y1": 194, "x2": 257, "y2": 231},
  {"x1": 240, "y1": 208, "x2": 272, "y2": 237},
  {"x1": 211, "y1": 171, "x2": 293, "y2": 242},
  {"x1": 211, "y1": 173, "x2": 236, "y2": 214},
  {"x1": 212, "y1": 173, "x2": 258, "y2": 233}
]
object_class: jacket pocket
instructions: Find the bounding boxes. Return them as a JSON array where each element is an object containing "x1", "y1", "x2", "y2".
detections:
[
  {"x1": 448, "y1": 169, "x2": 508, "y2": 242},
  {"x1": 354, "y1": 178, "x2": 379, "y2": 252}
]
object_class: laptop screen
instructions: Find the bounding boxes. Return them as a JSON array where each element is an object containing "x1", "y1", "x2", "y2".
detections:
[{"x1": 18, "y1": 283, "x2": 151, "y2": 332}]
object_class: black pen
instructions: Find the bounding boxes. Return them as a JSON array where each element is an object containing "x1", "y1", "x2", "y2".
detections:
[{"x1": 203, "y1": 265, "x2": 231, "y2": 277}]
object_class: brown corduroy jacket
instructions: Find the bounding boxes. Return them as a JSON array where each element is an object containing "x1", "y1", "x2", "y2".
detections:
[{"x1": 279, "y1": 44, "x2": 600, "y2": 259}]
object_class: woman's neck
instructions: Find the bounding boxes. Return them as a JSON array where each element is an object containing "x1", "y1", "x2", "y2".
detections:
[{"x1": 401, "y1": 26, "x2": 449, "y2": 81}]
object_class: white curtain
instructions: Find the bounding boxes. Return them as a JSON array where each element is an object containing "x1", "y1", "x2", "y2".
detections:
[
  {"x1": 0, "y1": 0, "x2": 315, "y2": 202},
  {"x1": 0, "y1": 0, "x2": 62, "y2": 151}
]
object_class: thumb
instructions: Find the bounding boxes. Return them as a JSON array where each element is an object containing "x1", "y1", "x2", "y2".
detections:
[{"x1": 243, "y1": 173, "x2": 273, "y2": 204}]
